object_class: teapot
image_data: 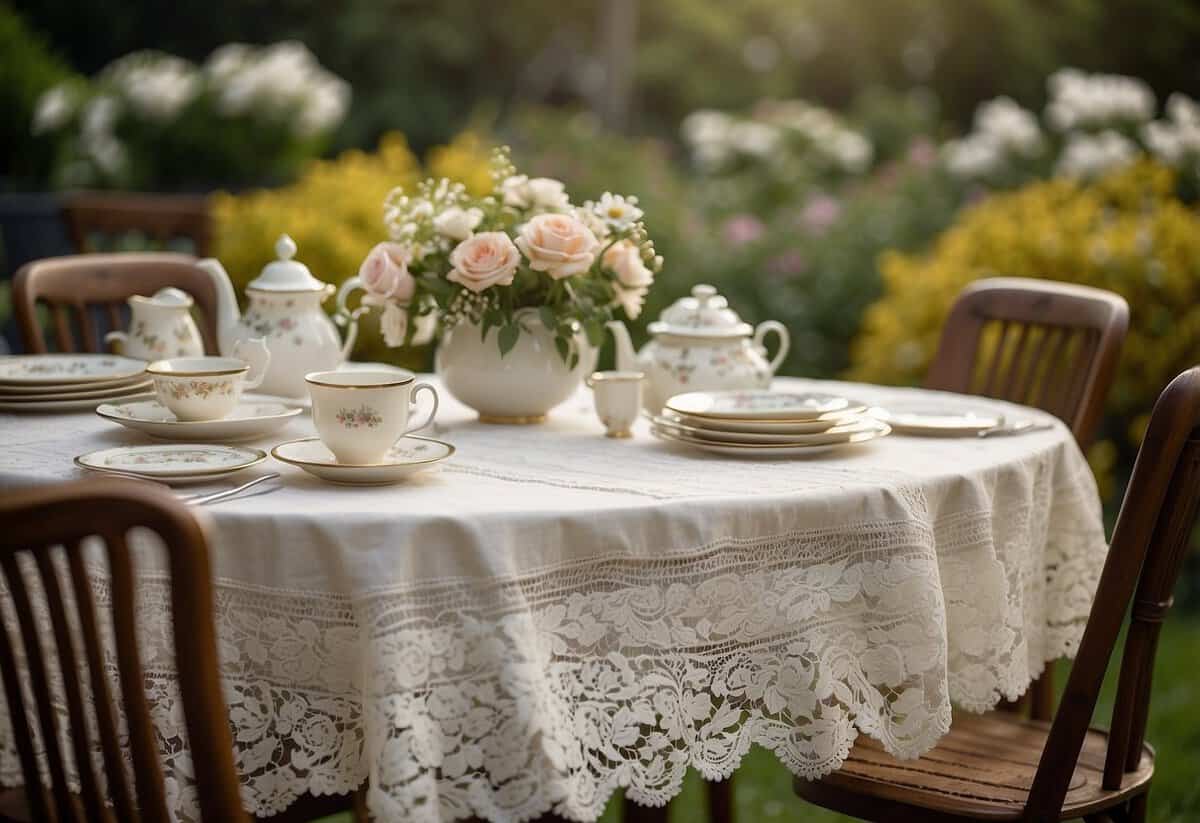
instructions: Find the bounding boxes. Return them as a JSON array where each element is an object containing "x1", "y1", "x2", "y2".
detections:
[
  {"x1": 105, "y1": 287, "x2": 205, "y2": 361},
  {"x1": 196, "y1": 235, "x2": 366, "y2": 398},
  {"x1": 607, "y1": 284, "x2": 790, "y2": 412}
]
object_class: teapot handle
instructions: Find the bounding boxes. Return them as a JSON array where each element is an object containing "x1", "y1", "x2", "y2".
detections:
[
  {"x1": 753, "y1": 321, "x2": 790, "y2": 375},
  {"x1": 335, "y1": 278, "x2": 371, "y2": 360}
]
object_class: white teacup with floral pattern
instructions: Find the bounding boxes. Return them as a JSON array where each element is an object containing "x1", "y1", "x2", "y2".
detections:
[
  {"x1": 147, "y1": 341, "x2": 270, "y2": 421},
  {"x1": 305, "y1": 370, "x2": 439, "y2": 465}
]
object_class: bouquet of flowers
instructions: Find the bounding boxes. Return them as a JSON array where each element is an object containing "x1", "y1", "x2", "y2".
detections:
[{"x1": 355, "y1": 147, "x2": 662, "y2": 367}]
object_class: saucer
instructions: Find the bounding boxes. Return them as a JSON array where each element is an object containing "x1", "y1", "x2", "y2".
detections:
[
  {"x1": 75, "y1": 444, "x2": 267, "y2": 483},
  {"x1": 97, "y1": 399, "x2": 304, "y2": 441},
  {"x1": 868, "y1": 406, "x2": 1003, "y2": 436},
  {"x1": 666, "y1": 389, "x2": 868, "y2": 421},
  {"x1": 271, "y1": 435, "x2": 453, "y2": 485}
]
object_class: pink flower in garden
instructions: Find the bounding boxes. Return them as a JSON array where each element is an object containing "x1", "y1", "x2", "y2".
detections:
[
  {"x1": 358, "y1": 242, "x2": 416, "y2": 303},
  {"x1": 721, "y1": 214, "x2": 765, "y2": 246},
  {"x1": 907, "y1": 137, "x2": 938, "y2": 169},
  {"x1": 765, "y1": 250, "x2": 807, "y2": 279},
  {"x1": 799, "y1": 194, "x2": 842, "y2": 235}
]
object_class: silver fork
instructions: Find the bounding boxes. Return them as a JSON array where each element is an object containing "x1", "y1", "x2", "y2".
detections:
[
  {"x1": 977, "y1": 420, "x2": 1056, "y2": 438},
  {"x1": 188, "y1": 473, "x2": 280, "y2": 505}
]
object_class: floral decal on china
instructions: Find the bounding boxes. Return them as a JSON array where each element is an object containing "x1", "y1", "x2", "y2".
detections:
[
  {"x1": 352, "y1": 147, "x2": 662, "y2": 367},
  {"x1": 335, "y1": 405, "x2": 383, "y2": 429},
  {"x1": 165, "y1": 379, "x2": 235, "y2": 400}
]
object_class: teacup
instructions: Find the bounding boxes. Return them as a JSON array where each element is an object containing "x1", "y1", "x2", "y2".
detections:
[
  {"x1": 306, "y1": 370, "x2": 439, "y2": 464},
  {"x1": 147, "y1": 347, "x2": 270, "y2": 421},
  {"x1": 586, "y1": 371, "x2": 644, "y2": 438}
]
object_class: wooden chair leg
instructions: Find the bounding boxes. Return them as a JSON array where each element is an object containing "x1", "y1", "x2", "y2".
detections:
[
  {"x1": 1128, "y1": 791, "x2": 1148, "y2": 823},
  {"x1": 707, "y1": 777, "x2": 734, "y2": 823},
  {"x1": 352, "y1": 785, "x2": 370, "y2": 822}
]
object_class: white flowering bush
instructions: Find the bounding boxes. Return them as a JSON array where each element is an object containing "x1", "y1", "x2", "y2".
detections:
[
  {"x1": 31, "y1": 42, "x2": 349, "y2": 190},
  {"x1": 681, "y1": 100, "x2": 873, "y2": 213},
  {"x1": 942, "y1": 68, "x2": 1199, "y2": 190},
  {"x1": 354, "y1": 147, "x2": 662, "y2": 365}
]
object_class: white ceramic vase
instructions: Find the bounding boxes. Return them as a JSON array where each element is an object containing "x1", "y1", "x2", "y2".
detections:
[{"x1": 436, "y1": 308, "x2": 597, "y2": 423}]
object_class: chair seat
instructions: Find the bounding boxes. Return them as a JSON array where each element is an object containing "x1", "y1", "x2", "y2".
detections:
[{"x1": 794, "y1": 713, "x2": 1154, "y2": 822}]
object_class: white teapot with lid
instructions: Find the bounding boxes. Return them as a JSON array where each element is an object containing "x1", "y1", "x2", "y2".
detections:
[
  {"x1": 607, "y1": 284, "x2": 790, "y2": 412},
  {"x1": 197, "y1": 234, "x2": 365, "y2": 398},
  {"x1": 104, "y1": 287, "x2": 205, "y2": 360}
]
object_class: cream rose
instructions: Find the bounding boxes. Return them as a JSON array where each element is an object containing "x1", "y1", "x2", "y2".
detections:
[
  {"x1": 516, "y1": 213, "x2": 601, "y2": 280},
  {"x1": 358, "y1": 242, "x2": 415, "y2": 303},
  {"x1": 433, "y1": 206, "x2": 483, "y2": 241},
  {"x1": 602, "y1": 241, "x2": 654, "y2": 289},
  {"x1": 448, "y1": 232, "x2": 521, "y2": 293},
  {"x1": 380, "y1": 300, "x2": 408, "y2": 347},
  {"x1": 527, "y1": 177, "x2": 569, "y2": 209}
]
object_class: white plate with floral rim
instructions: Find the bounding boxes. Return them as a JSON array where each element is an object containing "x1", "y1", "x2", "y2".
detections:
[
  {"x1": 0, "y1": 354, "x2": 147, "y2": 386},
  {"x1": 661, "y1": 408, "x2": 865, "y2": 435},
  {"x1": 97, "y1": 399, "x2": 304, "y2": 441},
  {"x1": 867, "y1": 406, "x2": 1004, "y2": 436},
  {"x1": 271, "y1": 435, "x2": 454, "y2": 485},
  {"x1": 665, "y1": 389, "x2": 868, "y2": 422},
  {"x1": 0, "y1": 379, "x2": 154, "y2": 402},
  {"x1": 0, "y1": 390, "x2": 156, "y2": 414},
  {"x1": 75, "y1": 444, "x2": 267, "y2": 482},
  {"x1": 650, "y1": 420, "x2": 890, "y2": 457},
  {"x1": 650, "y1": 411, "x2": 884, "y2": 445},
  {"x1": 0, "y1": 372, "x2": 151, "y2": 396}
]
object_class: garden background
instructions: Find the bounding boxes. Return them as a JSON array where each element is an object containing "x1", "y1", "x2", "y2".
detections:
[{"x1": 3, "y1": 1, "x2": 1200, "y2": 819}]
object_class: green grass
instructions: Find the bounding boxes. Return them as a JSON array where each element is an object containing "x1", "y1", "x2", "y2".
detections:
[{"x1": 321, "y1": 617, "x2": 1200, "y2": 823}]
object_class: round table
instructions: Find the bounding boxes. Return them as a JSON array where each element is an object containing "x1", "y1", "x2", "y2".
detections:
[{"x1": 0, "y1": 377, "x2": 1108, "y2": 823}]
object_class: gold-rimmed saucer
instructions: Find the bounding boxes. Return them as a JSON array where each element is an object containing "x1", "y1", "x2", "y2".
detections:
[{"x1": 271, "y1": 435, "x2": 454, "y2": 485}]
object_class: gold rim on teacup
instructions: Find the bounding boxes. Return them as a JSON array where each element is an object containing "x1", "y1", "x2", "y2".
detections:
[
  {"x1": 304, "y1": 370, "x2": 415, "y2": 389},
  {"x1": 147, "y1": 357, "x2": 249, "y2": 377}
]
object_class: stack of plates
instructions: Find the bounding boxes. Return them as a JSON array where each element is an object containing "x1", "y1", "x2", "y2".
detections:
[
  {"x1": 0, "y1": 354, "x2": 153, "y2": 412},
  {"x1": 649, "y1": 389, "x2": 890, "y2": 457}
]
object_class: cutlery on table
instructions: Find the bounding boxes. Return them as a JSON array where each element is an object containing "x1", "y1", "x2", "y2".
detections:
[
  {"x1": 188, "y1": 473, "x2": 281, "y2": 505},
  {"x1": 977, "y1": 420, "x2": 1056, "y2": 438}
]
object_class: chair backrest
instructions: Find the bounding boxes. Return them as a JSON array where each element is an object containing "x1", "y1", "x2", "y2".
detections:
[
  {"x1": 62, "y1": 192, "x2": 212, "y2": 257},
  {"x1": 0, "y1": 480, "x2": 248, "y2": 823},
  {"x1": 925, "y1": 277, "x2": 1129, "y2": 448},
  {"x1": 13, "y1": 253, "x2": 220, "y2": 355},
  {"x1": 1024, "y1": 366, "x2": 1200, "y2": 819}
]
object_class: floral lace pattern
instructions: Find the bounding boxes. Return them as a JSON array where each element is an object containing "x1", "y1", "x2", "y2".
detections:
[{"x1": 0, "y1": 462, "x2": 1105, "y2": 823}]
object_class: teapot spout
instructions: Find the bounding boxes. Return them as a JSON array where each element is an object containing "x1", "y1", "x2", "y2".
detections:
[
  {"x1": 195, "y1": 257, "x2": 241, "y2": 355},
  {"x1": 606, "y1": 321, "x2": 637, "y2": 372}
]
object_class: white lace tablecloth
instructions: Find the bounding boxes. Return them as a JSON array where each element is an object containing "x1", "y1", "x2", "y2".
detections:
[{"x1": 0, "y1": 377, "x2": 1107, "y2": 822}]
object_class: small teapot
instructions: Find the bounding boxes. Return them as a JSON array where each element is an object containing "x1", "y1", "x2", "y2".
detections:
[
  {"x1": 196, "y1": 235, "x2": 364, "y2": 398},
  {"x1": 105, "y1": 287, "x2": 205, "y2": 361},
  {"x1": 607, "y1": 284, "x2": 790, "y2": 412}
]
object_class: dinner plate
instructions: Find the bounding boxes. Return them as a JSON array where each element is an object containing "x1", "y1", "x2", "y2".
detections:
[
  {"x1": 75, "y1": 444, "x2": 267, "y2": 481},
  {"x1": 651, "y1": 411, "x2": 886, "y2": 445},
  {"x1": 271, "y1": 435, "x2": 453, "y2": 485},
  {"x1": 651, "y1": 420, "x2": 890, "y2": 457},
  {"x1": 97, "y1": 399, "x2": 304, "y2": 441},
  {"x1": 666, "y1": 389, "x2": 868, "y2": 421},
  {"x1": 0, "y1": 379, "x2": 154, "y2": 402},
  {"x1": 0, "y1": 390, "x2": 155, "y2": 413},
  {"x1": 0, "y1": 354, "x2": 147, "y2": 386},
  {"x1": 869, "y1": 406, "x2": 1003, "y2": 436},
  {"x1": 0, "y1": 372, "x2": 151, "y2": 396},
  {"x1": 661, "y1": 409, "x2": 865, "y2": 436}
]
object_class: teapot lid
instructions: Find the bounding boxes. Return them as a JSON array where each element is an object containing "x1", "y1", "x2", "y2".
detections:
[
  {"x1": 132, "y1": 287, "x2": 193, "y2": 308},
  {"x1": 647, "y1": 284, "x2": 753, "y2": 339},
  {"x1": 247, "y1": 235, "x2": 328, "y2": 292}
]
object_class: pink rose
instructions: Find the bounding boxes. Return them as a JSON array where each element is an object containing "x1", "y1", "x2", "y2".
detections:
[
  {"x1": 602, "y1": 241, "x2": 654, "y2": 289},
  {"x1": 447, "y1": 232, "x2": 521, "y2": 293},
  {"x1": 359, "y1": 242, "x2": 415, "y2": 303},
  {"x1": 516, "y1": 213, "x2": 600, "y2": 280}
]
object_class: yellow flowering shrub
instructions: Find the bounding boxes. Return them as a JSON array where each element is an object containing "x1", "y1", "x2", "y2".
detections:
[
  {"x1": 211, "y1": 131, "x2": 491, "y2": 364},
  {"x1": 850, "y1": 161, "x2": 1200, "y2": 498}
]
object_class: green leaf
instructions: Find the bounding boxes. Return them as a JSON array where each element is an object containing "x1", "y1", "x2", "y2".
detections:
[
  {"x1": 480, "y1": 314, "x2": 496, "y2": 343},
  {"x1": 539, "y1": 305, "x2": 557, "y2": 330},
  {"x1": 583, "y1": 318, "x2": 605, "y2": 348},
  {"x1": 498, "y1": 323, "x2": 520, "y2": 357},
  {"x1": 555, "y1": 335, "x2": 570, "y2": 363},
  {"x1": 568, "y1": 351, "x2": 580, "y2": 371}
]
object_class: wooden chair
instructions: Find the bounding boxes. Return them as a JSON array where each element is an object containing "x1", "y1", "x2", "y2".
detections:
[
  {"x1": 927, "y1": 277, "x2": 1129, "y2": 719},
  {"x1": 926, "y1": 277, "x2": 1128, "y2": 451},
  {"x1": 62, "y1": 192, "x2": 212, "y2": 257},
  {"x1": 0, "y1": 479, "x2": 249, "y2": 823},
  {"x1": 794, "y1": 366, "x2": 1200, "y2": 823},
  {"x1": 13, "y1": 253, "x2": 220, "y2": 355}
]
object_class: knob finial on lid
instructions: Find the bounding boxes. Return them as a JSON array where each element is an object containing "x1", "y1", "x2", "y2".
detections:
[{"x1": 275, "y1": 234, "x2": 297, "y2": 261}]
